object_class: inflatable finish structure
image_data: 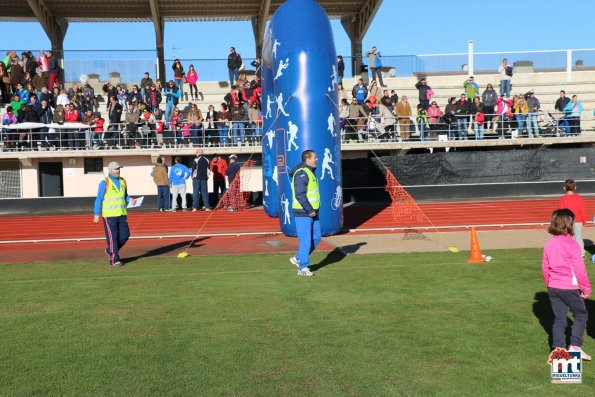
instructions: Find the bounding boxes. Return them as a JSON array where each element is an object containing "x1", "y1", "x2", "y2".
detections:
[{"x1": 261, "y1": 0, "x2": 343, "y2": 236}]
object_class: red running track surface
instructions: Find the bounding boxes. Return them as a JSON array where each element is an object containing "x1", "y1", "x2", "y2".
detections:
[{"x1": 2, "y1": 198, "x2": 594, "y2": 242}]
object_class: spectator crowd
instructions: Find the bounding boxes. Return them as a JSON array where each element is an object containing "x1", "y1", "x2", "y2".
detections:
[{"x1": 0, "y1": 49, "x2": 590, "y2": 151}]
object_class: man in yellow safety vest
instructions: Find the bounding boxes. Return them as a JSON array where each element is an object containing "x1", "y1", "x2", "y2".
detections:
[
  {"x1": 289, "y1": 150, "x2": 320, "y2": 277},
  {"x1": 93, "y1": 161, "x2": 136, "y2": 266}
]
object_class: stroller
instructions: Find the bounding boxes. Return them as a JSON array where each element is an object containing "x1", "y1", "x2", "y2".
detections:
[{"x1": 538, "y1": 111, "x2": 565, "y2": 137}]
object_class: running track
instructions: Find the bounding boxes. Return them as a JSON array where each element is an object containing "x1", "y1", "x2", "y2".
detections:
[{"x1": 1, "y1": 198, "x2": 594, "y2": 264}]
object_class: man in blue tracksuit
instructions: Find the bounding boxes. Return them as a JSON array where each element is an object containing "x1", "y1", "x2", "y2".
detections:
[
  {"x1": 93, "y1": 161, "x2": 135, "y2": 266},
  {"x1": 289, "y1": 150, "x2": 321, "y2": 277},
  {"x1": 169, "y1": 156, "x2": 191, "y2": 211}
]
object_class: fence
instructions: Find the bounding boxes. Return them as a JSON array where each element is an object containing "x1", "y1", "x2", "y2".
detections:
[
  {"x1": 2, "y1": 46, "x2": 594, "y2": 84},
  {"x1": 2, "y1": 113, "x2": 593, "y2": 153}
]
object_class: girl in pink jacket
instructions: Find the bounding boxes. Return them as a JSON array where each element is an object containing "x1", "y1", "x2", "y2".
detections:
[
  {"x1": 186, "y1": 65, "x2": 199, "y2": 101},
  {"x1": 542, "y1": 208, "x2": 592, "y2": 360}
]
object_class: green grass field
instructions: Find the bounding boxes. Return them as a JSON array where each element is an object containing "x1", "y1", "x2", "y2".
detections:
[{"x1": 1, "y1": 249, "x2": 594, "y2": 396}]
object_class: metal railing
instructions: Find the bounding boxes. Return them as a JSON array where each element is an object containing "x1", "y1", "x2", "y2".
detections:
[
  {"x1": 1, "y1": 113, "x2": 593, "y2": 152},
  {"x1": 2, "y1": 46, "x2": 594, "y2": 84}
]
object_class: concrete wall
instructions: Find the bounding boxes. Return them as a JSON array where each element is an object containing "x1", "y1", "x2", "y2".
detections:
[{"x1": 20, "y1": 156, "x2": 263, "y2": 198}]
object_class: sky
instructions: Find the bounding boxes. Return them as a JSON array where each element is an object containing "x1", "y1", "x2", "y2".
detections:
[{"x1": 1, "y1": 0, "x2": 594, "y2": 60}]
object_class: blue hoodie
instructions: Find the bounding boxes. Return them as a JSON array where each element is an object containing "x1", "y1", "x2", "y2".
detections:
[
  {"x1": 169, "y1": 163, "x2": 191, "y2": 186},
  {"x1": 289, "y1": 162, "x2": 317, "y2": 217}
]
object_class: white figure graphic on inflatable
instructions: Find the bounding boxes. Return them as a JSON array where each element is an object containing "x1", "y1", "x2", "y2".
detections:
[
  {"x1": 327, "y1": 113, "x2": 336, "y2": 137},
  {"x1": 276, "y1": 93, "x2": 289, "y2": 116},
  {"x1": 272, "y1": 165, "x2": 278, "y2": 185},
  {"x1": 320, "y1": 148, "x2": 335, "y2": 180},
  {"x1": 274, "y1": 58, "x2": 289, "y2": 81},
  {"x1": 331, "y1": 185, "x2": 343, "y2": 210},
  {"x1": 272, "y1": 39, "x2": 281, "y2": 59},
  {"x1": 265, "y1": 95, "x2": 273, "y2": 118},
  {"x1": 281, "y1": 194, "x2": 291, "y2": 225},
  {"x1": 328, "y1": 65, "x2": 338, "y2": 92},
  {"x1": 265, "y1": 128, "x2": 275, "y2": 149},
  {"x1": 264, "y1": 179, "x2": 269, "y2": 197},
  {"x1": 287, "y1": 121, "x2": 299, "y2": 152}
]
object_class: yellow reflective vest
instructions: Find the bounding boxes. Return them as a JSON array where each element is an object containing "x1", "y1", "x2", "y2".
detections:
[
  {"x1": 292, "y1": 167, "x2": 320, "y2": 211},
  {"x1": 102, "y1": 177, "x2": 127, "y2": 217}
]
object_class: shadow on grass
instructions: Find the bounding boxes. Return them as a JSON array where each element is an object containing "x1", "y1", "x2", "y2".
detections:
[
  {"x1": 533, "y1": 291, "x2": 595, "y2": 349},
  {"x1": 310, "y1": 243, "x2": 366, "y2": 272},
  {"x1": 124, "y1": 238, "x2": 207, "y2": 264}
]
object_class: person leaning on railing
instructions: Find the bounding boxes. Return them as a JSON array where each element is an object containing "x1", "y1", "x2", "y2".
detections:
[
  {"x1": 525, "y1": 91, "x2": 541, "y2": 137},
  {"x1": 481, "y1": 83, "x2": 498, "y2": 132},
  {"x1": 248, "y1": 100, "x2": 262, "y2": 144},
  {"x1": 564, "y1": 95, "x2": 584, "y2": 136},
  {"x1": 470, "y1": 97, "x2": 485, "y2": 140},
  {"x1": 513, "y1": 95, "x2": 529, "y2": 138},
  {"x1": 188, "y1": 104, "x2": 204, "y2": 145},
  {"x1": 427, "y1": 101, "x2": 443, "y2": 140},
  {"x1": 396, "y1": 95, "x2": 412, "y2": 141},
  {"x1": 346, "y1": 97, "x2": 367, "y2": 141}
]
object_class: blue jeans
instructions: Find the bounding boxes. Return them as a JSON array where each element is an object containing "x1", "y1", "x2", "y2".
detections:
[
  {"x1": 474, "y1": 122, "x2": 484, "y2": 139},
  {"x1": 218, "y1": 125, "x2": 229, "y2": 145},
  {"x1": 456, "y1": 117, "x2": 469, "y2": 139},
  {"x1": 165, "y1": 102, "x2": 174, "y2": 123},
  {"x1": 516, "y1": 114, "x2": 526, "y2": 135},
  {"x1": 191, "y1": 124, "x2": 201, "y2": 145},
  {"x1": 294, "y1": 216, "x2": 321, "y2": 269},
  {"x1": 192, "y1": 178, "x2": 210, "y2": 209},
  {"x1": 228, "y1": 68, "x2": 239, "y2": 87},
  {"x1": 103, "y1": 215, "x2": 130, "y2": 264},
  {"x1": 500, "y1": 80, "x2": 511, "y2": 97},
  {"x1": 157, "y1": 185, "x2": 170, "y2": 210},
  {"x1": 527, "y1": 113, "x2": 539, "y2": 136},
  {"x1": 175, "y1": 79, "x2": 183, "y2": 98},
  {"x1": 418, "y1": 121, "x2": 426, "y2": 141},
  {"x1": 559, "y1": 119, "x2": 570, "y2": 135},
  {"x1": 232, "y1": 122, "x2": 245, "y2": 145}
]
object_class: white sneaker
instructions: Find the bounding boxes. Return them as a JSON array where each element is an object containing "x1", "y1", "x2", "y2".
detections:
[
  {"x1": 297, "y1": 267, "x2": 314, "y2": 277},
  {"x1": 289, "y1": 256, "x2": 300, "y2": 268},
  {"x1": 569, "y1": 345, "x2": 592, "y2": 361}
]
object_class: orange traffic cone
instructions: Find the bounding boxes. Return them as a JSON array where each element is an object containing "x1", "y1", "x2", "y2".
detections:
[{"x1": 468, "y1": 227, "x2": 485, "y2": 263}]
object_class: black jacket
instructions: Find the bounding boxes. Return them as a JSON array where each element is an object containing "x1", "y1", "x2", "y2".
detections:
[
  {"x1": 455, "y1": 99, "x2": 472, "y2": 116},
  {"x1": 555, "y1": 97, "x2": 571, "y2": 112},
  {"x1": 191, "y1": 156, "x2": 210, "y2": 180},
  {"x1": 338, "y1": 59, "x2": 345, "y2": 77},
  {"x1": 108, "y1": 102, "x2": 123, "y2": 123},
  {"x1": 227, "y1": 52, "x2": 242, "y2": 69}
]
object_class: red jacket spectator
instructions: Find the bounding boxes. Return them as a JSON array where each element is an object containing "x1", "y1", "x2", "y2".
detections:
[
  {"x1": 65, "y1": 109, "x2": 79, "y2": 123},
  {"x1": 210, "y1": 157, "x2": 228, "y2": 182}
]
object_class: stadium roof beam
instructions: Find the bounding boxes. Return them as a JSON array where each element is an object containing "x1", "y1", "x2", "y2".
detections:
[
  {"x1": 148, "y1": 0, "x2": 165, "y2": 81},
  {"x1": 25, "y1": 0, "x2": 68, "y2": 72},
  {"x1": 252, "y1": 0, "x2": 272, "y2": 57},
  {"x1": 341, "y1": 0, "x2": 382, "y2": 77}
]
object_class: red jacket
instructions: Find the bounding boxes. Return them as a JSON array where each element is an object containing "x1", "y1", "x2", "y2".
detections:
[
  {"x1": 65, "y1": 110, "x2": 79, "y2": 123},
  {"x1": 210, "y1": 159, "x2": 228, "y2": 182},
  {"x1": 559, "y1": 194, "x2": 587, "y2": 223}
]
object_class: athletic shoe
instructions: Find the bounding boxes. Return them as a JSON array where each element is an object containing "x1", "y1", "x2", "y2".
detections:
[
  {"x1": 289, "y1": 256, "x2": 300, "y2": 268},
  {"x1": 569, "y1": 345, "x2": 592, "y2": 361},
  {"x1": 111, "y1": 261, "x2": 123, "y2": 267},
  {"x1": 204, "y1": 208, "x2": 212, "y2": 212},
  {"x1": 297, "y1": 267, "x2": 314, "y2": 277}
]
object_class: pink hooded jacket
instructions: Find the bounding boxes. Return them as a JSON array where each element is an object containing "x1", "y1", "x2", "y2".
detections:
[
  {"x1": 186, "y1": 70, "x2": 198, "y2": 85},
  {"x1": 542, "y1": 235, "x2": 591, "y2": 295}
]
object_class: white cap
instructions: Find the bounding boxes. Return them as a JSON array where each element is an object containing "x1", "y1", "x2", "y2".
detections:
[{"x1": 107, "y1": 161, "x2": 122, "y2": 170}]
